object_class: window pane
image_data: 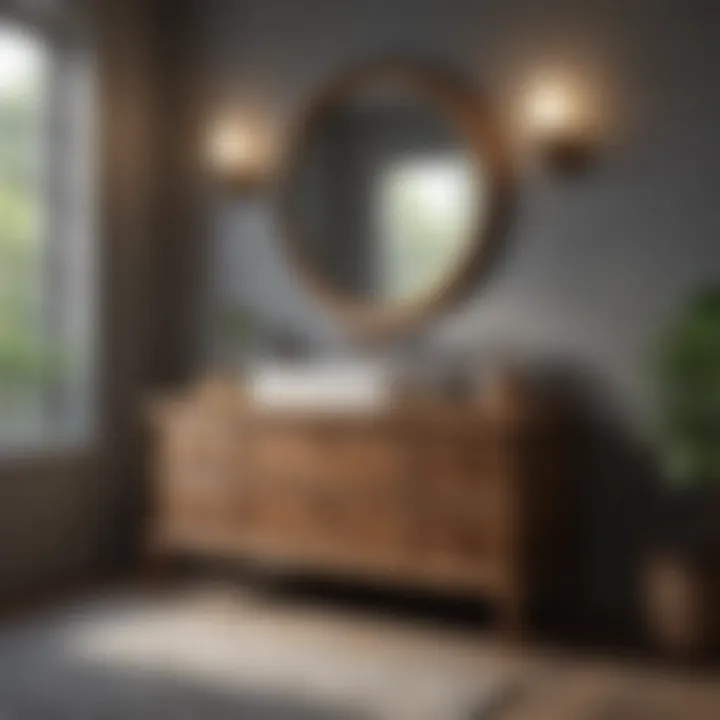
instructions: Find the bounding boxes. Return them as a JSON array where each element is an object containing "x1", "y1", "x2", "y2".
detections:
[
  {"x1": 0, "y1": 24, "x2": 47, "y2": 444},
  {"x1": 0, "y1": 21, "x2": 95, "y2": 448}
]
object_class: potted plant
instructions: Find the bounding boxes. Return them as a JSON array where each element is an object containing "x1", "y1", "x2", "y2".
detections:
[{"x1": 642, "y1": 286, "x2": 720, "y2": 658}]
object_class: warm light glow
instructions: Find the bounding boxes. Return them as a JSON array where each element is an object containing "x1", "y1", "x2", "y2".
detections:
[
  {"x1": 523, "y1": 77, "x2": 588, "y2": 139},
  {"x1": 207, "y1": 122, "x2": 257, "y2": 174}
]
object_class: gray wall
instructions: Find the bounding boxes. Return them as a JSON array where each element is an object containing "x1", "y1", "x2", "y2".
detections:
[
  {"x1": 202, "y1": 0, "x2": 720, "y2": 418},
  {"x1": 195, "y1": 0, "x2": 720, "y2": 618}
]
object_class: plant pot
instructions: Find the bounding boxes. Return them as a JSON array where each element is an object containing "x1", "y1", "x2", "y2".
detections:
[
  {"x1": 641, "y1": 486, "x2": 720, "y2": 659},
  {"x1": 642, "y1": 550, "x2": 719, "y2": 659}
]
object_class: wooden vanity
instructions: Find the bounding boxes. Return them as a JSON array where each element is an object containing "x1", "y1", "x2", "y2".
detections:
[
  {"x1": 148, "y1": 377, "x2": 575, "y2": 634},
  {"x1": 142, "y1": 60, "x2": 575, "y2": 635}
]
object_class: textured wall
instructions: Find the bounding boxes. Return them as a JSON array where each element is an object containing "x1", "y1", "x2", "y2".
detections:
[{"x1": 201, "y1": 0, "x2": 720, "y2": 418}]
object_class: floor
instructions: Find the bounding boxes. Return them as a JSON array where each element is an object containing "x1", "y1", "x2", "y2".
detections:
[{"x1": 0, "y1": 584, "x2": 718, "y2": 719}]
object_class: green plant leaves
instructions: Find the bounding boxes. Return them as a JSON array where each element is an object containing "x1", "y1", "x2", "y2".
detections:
[{"x1": 654, "y1": 285, "x2": 720, "y2": 487}]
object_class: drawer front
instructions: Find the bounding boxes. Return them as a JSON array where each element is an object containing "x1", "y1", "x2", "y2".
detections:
[
  {"x1": 250, "y1": 424, "x2": 408, "y2": 487},
  {"x1": 416, "y1": 436, "x2": 513, "y2": 510},
  {"x1": 414, "y1": 437, "x2": 515, "y2": 575},
  {"x1": 415, "y1": 510, "x2": 511, "y2": 590},
  {"x1": 156, "y1": 414, "x2": 244, "y2": 536},
  {"x1": 337, "y1": 432, "x2": 407, "y2": 480},
  {"x1": 419, "y1": 509, "x2": 503, "y2": 557},
  {"x1": 246, "y1": 469, "x2": 409, "y2": 571},
  {"x1": 250, "y1": 426, "x2": 328, "y2": 479}
]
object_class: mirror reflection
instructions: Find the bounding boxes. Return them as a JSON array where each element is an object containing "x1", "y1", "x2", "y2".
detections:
[{"x1": 287, "y1": 80, "x2": 487, "y2": 307}]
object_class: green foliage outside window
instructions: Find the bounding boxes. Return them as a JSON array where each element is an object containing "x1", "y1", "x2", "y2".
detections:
[{"x1": 0, "y1": 32, "x2": 54, "y2": 395}]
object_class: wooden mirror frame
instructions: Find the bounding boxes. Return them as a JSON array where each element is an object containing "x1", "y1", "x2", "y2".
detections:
[{"x1": 277, "y1": 58, "x2": 514, "y2": 338}]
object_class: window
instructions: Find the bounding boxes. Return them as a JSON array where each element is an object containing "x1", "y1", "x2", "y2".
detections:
[{"x1": 0, "y1": 18, "x2": 95, "y2": 449}]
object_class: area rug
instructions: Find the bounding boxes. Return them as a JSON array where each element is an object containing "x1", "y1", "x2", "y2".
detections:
[{"x1": 0, "y1": 590, "x2": 515, "y2": 719}]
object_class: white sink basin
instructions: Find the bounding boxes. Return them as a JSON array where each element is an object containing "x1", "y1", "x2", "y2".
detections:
[{"x1": 248, "y1": 361, "x2": 393, "y2": 413}]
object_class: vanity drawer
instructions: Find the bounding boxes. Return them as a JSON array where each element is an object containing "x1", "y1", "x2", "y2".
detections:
[
  {"x1": 336, "y1": 431, "x2": 407, "y2": 479},
  {"x1": 247, "y1": 475, "x2": 407, "y2": 571},
  {"x1": 249, "y1": 423, "x2": 407, "y2": 484},
  {"x1": 419, "y1": 474, "x2": 509, "y2": 519},
  {"x1": 156, "y1": 414, "x2": 244, "y2": 535},
  {"x1": 420, "y1": 436, "x2": 507, "y2": 478},
  {"x1": 249, "y1": 425, "x2": 331, "y2": 478},
  {"x1": 416, "y1": 494, "x2": 511, "y2": 560}
]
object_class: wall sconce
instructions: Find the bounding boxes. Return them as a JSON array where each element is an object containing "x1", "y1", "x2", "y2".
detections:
[
  {"x1": 207, "y1": 120, "x2": 271, "y2": 193},
  {"x1": 523, "y1": 76, "x2": 597, "y2": 174}
]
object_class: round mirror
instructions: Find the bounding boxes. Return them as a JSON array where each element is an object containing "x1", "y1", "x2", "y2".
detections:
[{"x1": 280, "y1": 61, "x2": 510, "y2": 333}]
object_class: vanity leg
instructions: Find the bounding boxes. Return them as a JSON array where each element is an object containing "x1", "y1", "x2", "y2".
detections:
[
  {"x1": 498, "y1": 594, "x2": 526, "y2": 641},
  {"x1": 142, "y1": 546, "x2": 183, "y2": 589}
]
